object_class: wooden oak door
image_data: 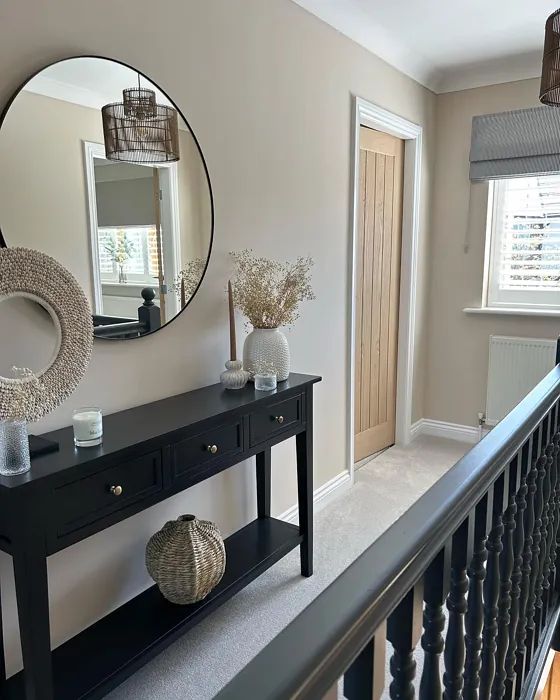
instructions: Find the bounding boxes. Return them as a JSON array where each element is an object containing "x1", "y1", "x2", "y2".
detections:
[{"x1": 354, "y1": 126, "x2": 404, "y2": 462}]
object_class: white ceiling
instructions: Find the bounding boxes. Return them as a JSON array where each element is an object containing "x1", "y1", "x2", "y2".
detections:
[
  {"x1": 24, "y1": 57, "x2": 177, "y2": 113},
  {"x1": 292, "y1": 0, "x2": 560, "y2": 93}
]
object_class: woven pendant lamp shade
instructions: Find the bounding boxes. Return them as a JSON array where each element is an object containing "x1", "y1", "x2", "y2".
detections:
[
  {"x1": 540, "y1": 9, "x2": 560, "y2": 106},
  {"x1": 102, "y1": 86, "x2": 180, "y2": 163}
]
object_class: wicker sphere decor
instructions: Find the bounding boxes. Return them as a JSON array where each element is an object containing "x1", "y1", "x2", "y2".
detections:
[
  {"x1": 0, "y1": 247, "x2": 93, "y2": 422},
  {"x1": 541, "y1": 9, "x2": 560, "y2": 105},
  {"x1": 146, "y1": 514, "x2": 226, "y2": 605}
]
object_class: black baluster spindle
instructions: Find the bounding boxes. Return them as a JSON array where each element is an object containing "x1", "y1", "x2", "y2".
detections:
[
  {"x1": 420, "y1": 547, "x2": 450, "y2": 700},
  {"x1": 550, "y1": 430, "x2": 560, "y2": 595},
  {"x1": 491, "y1": 459, "x2": 518, "y2": 700},
  {"x1": 541, "y1": 441, "x2": 555, "y2": 626},
  {"x1": 463, "y1": 493, "x2": 492, "y2": 700},
  {"x1": 524, "y1": 429, "x2": 544, "y2": 677},
  {"x1": 532, "y1": 449, "x2": 547, "y2": 650},
  {"x1": 544, "y1": 405, "x2": 559, "y2": 616},
  {"x1": 506, "y1": 450, "x2": 528, "y2": 700},
  {"x1": 344, "y1": 623, "x2": 386, "y2": 700},
  {"x1": 444, "y1": 519, "x2": 473, "y2": 700},
  {"x1": 388, "y1": 585, "x2": 423, "y2": 700},
  {"x1": 480, "y1": 473, "x2": 506, "y2": 700},
  {"x1": 514, "y1": 438, "x2": 535, "y2": 698}
]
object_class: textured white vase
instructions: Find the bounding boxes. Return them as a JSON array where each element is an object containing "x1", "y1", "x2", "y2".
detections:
[{"x1": 243, "y1": 328, "x2": 290, "y2": 381}]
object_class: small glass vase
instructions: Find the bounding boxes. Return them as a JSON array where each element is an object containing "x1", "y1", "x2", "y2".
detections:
[{"x1": 0, "y1": 419, "x2": 31, "y2": 476}]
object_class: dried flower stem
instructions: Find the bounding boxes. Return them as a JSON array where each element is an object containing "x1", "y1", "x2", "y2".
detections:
[
  {"x1": 171, "y1": 258, "x2": 206, "y2": 308},
  {"x1": 7, "y1": 367, "x2": 41, "y2": 421}
]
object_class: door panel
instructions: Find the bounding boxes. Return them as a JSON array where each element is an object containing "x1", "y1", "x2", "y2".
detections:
[{"x1": 354, "y1": 127, "x2": 404, "y2": 462}]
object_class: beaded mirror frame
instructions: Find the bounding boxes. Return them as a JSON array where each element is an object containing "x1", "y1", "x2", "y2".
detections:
[{"x1": 0, "y1": 247, "x2": 93, "y2": 421}]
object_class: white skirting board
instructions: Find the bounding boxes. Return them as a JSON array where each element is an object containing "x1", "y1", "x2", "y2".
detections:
[
  {"x1": 410, "y1": 419, "x2": 481, "y2": 444},
  {"x1": 278, "y1": 470, "x2": 352, "y2": 524}
]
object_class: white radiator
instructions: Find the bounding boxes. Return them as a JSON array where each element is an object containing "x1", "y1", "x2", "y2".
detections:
[{"x1": 486, "y1": 335, "x2": 557, "y2": 426}]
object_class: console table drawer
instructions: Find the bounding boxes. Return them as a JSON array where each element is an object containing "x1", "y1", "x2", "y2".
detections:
[
  {"x1": 173, "y1": 421, "x2": 243, "y2": 478},
  {"x1": 249, "y1": 394, "x2": 303, "y2": 446},
  {"x1": 54, "y1": 451, "x2": 163, "y2": 536}
]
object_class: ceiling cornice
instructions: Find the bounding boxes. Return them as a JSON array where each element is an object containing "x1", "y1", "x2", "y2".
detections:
[{"x1": 290, "y1": 0, "x2": 547, "y2": 95}]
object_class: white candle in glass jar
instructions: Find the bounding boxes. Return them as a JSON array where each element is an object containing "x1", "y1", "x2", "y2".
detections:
[{"x1": 72, "y1": 408, "x2": 103, "y2": 447}]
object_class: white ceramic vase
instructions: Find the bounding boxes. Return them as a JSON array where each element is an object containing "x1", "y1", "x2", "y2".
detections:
[{"x1": 243, "y1": 328, "x2": 290, "y2": 382}]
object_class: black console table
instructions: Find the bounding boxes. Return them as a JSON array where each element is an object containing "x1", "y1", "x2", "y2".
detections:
[{"x1": 0, "y1": 373, "x2": 321, "y2": 700}]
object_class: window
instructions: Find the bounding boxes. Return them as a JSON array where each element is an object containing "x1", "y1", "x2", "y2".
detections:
[
  {"x1": 98, "y1": 226, "x2": 161, "y2": 285},
  {"x1": 487, "y1": 174, "x2": 560, "y2": 309}
]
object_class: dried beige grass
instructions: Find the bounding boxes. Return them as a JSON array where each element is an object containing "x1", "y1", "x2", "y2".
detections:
[{"x1": 230, "y1": 250, "x2": 314, "y2": 329}]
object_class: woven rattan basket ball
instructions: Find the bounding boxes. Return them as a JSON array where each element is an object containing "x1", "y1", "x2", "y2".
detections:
[{"x1": 146, "y1": 515, "x2": 226, "y2": 605}]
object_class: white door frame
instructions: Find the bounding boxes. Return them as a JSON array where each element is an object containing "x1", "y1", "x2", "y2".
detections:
[
  {"x1": 348, "y1": 96, "x2": 422, "y2": 476},
  {"x1": 82, "y1": 141, "x2": 181, "y2": 315}
]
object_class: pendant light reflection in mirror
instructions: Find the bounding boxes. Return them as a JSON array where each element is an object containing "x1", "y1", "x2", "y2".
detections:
[{"x1": 101, "y1": 73, "x2": 181, "y2": 163}]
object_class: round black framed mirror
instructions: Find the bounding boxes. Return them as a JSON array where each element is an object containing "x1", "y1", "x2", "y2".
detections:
[{"x1": 0, "y1": 56, "x2": 214, "y2": 340}]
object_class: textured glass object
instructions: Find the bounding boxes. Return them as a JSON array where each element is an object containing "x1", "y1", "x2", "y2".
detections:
[{"x1": 0, "y1": 419, "x2": 31, "y2": 476}]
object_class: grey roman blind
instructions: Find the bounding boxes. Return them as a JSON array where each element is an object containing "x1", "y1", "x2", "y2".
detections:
[{"x1": 469, "y1": 106, "x2": 560, "y2": 181}]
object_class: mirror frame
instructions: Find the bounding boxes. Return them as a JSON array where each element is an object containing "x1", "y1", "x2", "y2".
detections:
[
  {"x1": 0, "y1": 54, "x2": 215, "y2": 340},
  {"x1": 0, "y1": 247, "x2": 93, "y2": 421}
]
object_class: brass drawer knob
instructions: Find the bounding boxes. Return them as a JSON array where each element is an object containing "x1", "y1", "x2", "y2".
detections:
[
  {"x1": 275, "y1": 415, "x2": 285, "y2": 424},
  {"x1": 110, "y1": 485, "x2": 123, "y2": 497},
  {"x1": 207, "y1": 444, "x2": 218, "y2": 454}
]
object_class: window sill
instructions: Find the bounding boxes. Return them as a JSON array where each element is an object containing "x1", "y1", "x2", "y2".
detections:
[
  {"x1": 463, "y1": 306, "x2": 560, "y2": 318},
  {"x1": 101, "y1": 282, "x2": 153, "y2": 288}
]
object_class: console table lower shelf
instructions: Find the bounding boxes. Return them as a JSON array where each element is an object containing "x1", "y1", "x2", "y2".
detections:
[{"x1": 6, "y1": 517, "x2": 302, "y2": 700}]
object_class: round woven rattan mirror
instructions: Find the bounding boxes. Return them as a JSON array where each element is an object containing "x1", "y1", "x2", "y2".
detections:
[{"x1": 0, "y1": 247, "x2": 93, "y2": 421}]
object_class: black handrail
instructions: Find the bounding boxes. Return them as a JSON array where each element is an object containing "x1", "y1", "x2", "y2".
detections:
[
  {"x1": 92, "y1": 314, "x2": 133, "y2": 326},
  {"x1": 217, "y1": 357, "x2": 560, "y2": 699},
  {"x1": 93, "y1": 287, "x2": 161, "y2": 339},
  {"x1": 93, "y1": 320, "x2": 146, "y2": 338}
]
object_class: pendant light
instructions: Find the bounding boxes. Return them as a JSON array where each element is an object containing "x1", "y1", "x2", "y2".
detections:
[
  {"x1": 540, "y1": 8, "x2": 560, "y2": 105},
  {"x1": 102, "y1": 75, "x2": 180, "y2": 163}
]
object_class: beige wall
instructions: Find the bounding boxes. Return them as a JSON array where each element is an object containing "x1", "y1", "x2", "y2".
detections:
[
  {"x1": 426, "y1": 77, "x2": 560, "y2": 427},
  {"x1": 0, "y1": 91, "x2": 101, "y2": 301},
  {"x1": 0, "y1": 0, "x2": 435, "y2": 675},
  {"x1": 176, "y1": 126, "x2": 212, "y2": 263}
]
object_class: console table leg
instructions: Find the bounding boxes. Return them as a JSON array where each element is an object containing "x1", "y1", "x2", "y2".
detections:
[
  {"x1": 256, "y1": 449, "x2": 271, "y2": 519},
  {"x1": 0, "y1": 574, "x2": 6, "y2": 692},
  {"x1": 297, "y1": 423, "x2": 313, "y2": 577},
  {"x1": 13, "y1": 533, "x2": 53, "y2": 700}
]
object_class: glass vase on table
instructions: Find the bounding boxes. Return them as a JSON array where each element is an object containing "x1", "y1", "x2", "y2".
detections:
[{"x1": 0, "y1": 418, "x2": 31, "y2": 476}]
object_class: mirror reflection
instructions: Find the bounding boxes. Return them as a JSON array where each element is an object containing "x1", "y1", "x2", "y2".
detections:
[
  {"x1": 0, "y1": 297, "x2": 58, "y2": 376},
  {"x1": 0, "y1": 57, "x2": 213, "y2": 339}
]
